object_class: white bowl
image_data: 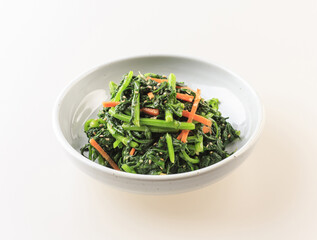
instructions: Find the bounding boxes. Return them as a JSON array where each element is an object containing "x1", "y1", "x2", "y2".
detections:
[{"x1": 53, "y1": 55, "x2": 264, "y2": 194}]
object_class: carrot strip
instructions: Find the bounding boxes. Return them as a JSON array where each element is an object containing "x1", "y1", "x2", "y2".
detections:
[
  {"x1": 202, "y1": 125, "x2": 212, "y2": 134},
  {"x1": 146, "y1": 77, "x2": 168, "y2": 83},
  {"x1": 130, "y1": 148, "x2": 136, "y2": 156},
  {"x1": 176, "y1": 132, "x2": 183, "y2": 140},
  {"x1": 180, "y1": 89, "x2": 201, "y2": 143},
  {"x1": 102, "y1": 101, "x2": 120, "y2": 108},
  {"x1": 140, "y1": 108, "x2": 160, "y2": 116},
  {"x1": 176, "y1": 93, "x2": 194, "y2": 102},
  {"x1": 147, "y1": 92, "x2": 154, "y2": 100},
  {"x1": 89, "y1": 138, "x2": 120, "y2": 170},
  {"x1": 182, "y1": 110, "x2": 212, "y2": 126}
]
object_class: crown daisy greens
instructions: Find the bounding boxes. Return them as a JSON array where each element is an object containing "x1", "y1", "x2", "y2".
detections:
[{"x1": 81, "y1": 71, "x2": 240, "y2": 175}]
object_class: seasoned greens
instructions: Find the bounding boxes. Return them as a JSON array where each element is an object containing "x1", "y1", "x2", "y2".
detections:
[{"x1": 81, "y1": 72, "x2": 240, "y2": 175}]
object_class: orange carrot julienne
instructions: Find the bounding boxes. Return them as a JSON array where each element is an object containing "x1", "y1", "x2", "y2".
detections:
[
  {"x1": 180, "y1": 89, "x2": 201, "y2": 143},
  {"x1": 130, "y1": 148, "x2": 136, "y2": 156},
  {"x1": 102, "y1": 101, "x2": 120, "y2": 108},
  {"x1": 182, "y1": 110, "x2": 212, "y2": 126},
  {"x1": 202, "y1": 125, "x2": 212, "y2": 134},
  {"x1": 147, "y1": 92, "x2": 154, "y2": 100},
  {"x1": 140, "y1": 108, "x2": 160, "y2": 116},
  {"x1": 176, "y1": 132, "x2": 183, "y2": 140},
  {"x1": 176, "y1": 93, "x2": 194, "y2": 102},
  {"x1": 89, "y1": 138, "x2": 120, "y2": 170}
]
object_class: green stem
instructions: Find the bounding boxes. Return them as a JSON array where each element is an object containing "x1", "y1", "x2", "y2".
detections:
[
  {"x1": 180, "y1": 149, "x2": 200, "y2": 164},
  {"x1": 168, "y1": 73, "x2": 176, "y2": 91},
  {"x1": 109, "y1": 108, "x2": 195, "y2": 130},
  {"x1": 121, "y1": 164, "x2": 136, "y2": 173},
  {"x1": 166, "y1": 133, "x2": 175, "y2": 163},
  {"x1": 131, "y1": 80, "x2": 140, "y2": 126},
  {"x1": 113, "y1": 71, "x2": 133, "y2": 102},
  {"x1": 107, "y1": 123, "x2": 139, "y2": 148},
  {"x1": 113, "y1": 139, "x2": 121, "y2": 148},
  {"x1": 165, "y1": 110, "x2": 173, "y2": 122},
  {"x1": 194, "y1": 134, "x2": 204, "y2": 154},
  {"x1": 122, "y1": 124, "x2": 179, "y2": 133},
  {"x1": 165, "y1": 73, "x2": 177, "y2": 122},
  {"x1": 109, "y1": 81, "x2": 118, "y2": 96}
]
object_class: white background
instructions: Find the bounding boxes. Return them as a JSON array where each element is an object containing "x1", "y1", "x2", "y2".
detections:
[{"x1": 1, "y1": 0, "x2": 317, "y2": 239}]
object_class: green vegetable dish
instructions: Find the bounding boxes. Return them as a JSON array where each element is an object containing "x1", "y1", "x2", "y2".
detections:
[{"x1": 81, "y1": 71, "x2": 240, "y2": 175}]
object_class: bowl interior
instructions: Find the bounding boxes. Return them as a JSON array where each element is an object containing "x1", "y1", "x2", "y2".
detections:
[{"x1": 57, "y1": 56, "x2": 262, "y2": 166}]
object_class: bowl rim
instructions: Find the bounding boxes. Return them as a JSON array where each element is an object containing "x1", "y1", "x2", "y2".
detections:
[{"x1": 53, "y1": 54, "x2": 265, "y2": 181}]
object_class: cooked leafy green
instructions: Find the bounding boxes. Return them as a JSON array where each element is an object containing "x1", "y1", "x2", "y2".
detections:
[{"x1": 81, "y1": 72, "x2": 240, "y2": 175}]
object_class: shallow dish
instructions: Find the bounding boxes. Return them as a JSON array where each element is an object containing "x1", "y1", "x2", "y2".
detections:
[{"x1": 53, "y1": 55, "x2": 264, "y2": 194}]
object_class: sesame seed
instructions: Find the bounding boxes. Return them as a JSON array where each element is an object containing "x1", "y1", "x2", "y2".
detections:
[
  {"x1": 149, "y1": 160, "x2": 152, "y2": 164},
  {"x1": 160, "y1": 158, "x2": 164, "y2": 161},
  {"x1": 159, "y1": 152, "x2": 163, "y2": 155},
  {"x1": 228, "y1": 134, "x2": 231, "y2": 138},
  {"x1": 105, "y1": 138, "x2": 110, "y2": 141},
  {"x1": 99, "y1": 135, "x2": 104, "y2": 137}
]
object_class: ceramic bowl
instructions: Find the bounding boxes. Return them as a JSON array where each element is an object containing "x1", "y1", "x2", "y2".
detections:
[{"x1": 53, "y1": 55, "x2": 264, "y2": 194}]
